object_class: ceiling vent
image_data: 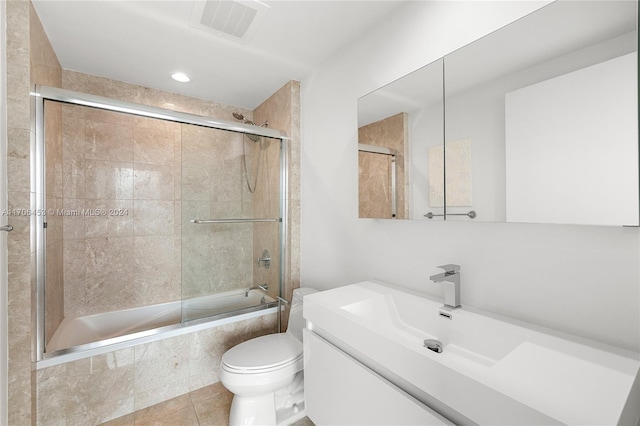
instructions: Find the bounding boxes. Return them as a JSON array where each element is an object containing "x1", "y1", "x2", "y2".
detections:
[{"x1": 190, "y1": 0, "x2": 269, "y2": 43}]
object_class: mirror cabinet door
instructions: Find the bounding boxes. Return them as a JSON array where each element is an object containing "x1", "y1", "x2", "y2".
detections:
[
  {"x1": 357, "y1": 58, "x2": 444, "y2": 220},
  {"x1": 358, "y1": 1, "x2": 639, "y2": 226},
  {"x1": 443, "y1": 1, "x2": 638, "y2": 226}
]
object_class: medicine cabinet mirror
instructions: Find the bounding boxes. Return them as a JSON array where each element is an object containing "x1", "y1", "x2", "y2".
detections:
[{"x1": 357, "y1": 0, "x2": 639, "y2": 226}]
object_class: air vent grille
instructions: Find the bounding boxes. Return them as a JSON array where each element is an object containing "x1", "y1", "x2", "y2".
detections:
[{"x1": 191, "y1": 0, "x2": 269, "y2": 42}]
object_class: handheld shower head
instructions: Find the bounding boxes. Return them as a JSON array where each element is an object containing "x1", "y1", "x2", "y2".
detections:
[
  {"x1": 232, "y1": 112, "x2": 255, "y2": 125},
  {"x1": 232, "y1": 112, "x2": 269, "y2": 128},
  {"x1": 232, "y1": 112, "x2": 247, "y2": 122}
]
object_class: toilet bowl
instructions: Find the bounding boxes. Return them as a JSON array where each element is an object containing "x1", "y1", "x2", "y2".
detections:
[{"x1": 219, "y1": 287, "x2": 317, "y2": 426}]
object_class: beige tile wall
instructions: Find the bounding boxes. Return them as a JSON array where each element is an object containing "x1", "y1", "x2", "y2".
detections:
[
  {"x1": 180, "y1": 123, "x2": 255, "y2": 300},
  {"x1": 36, "y1": 313, "x2": 276, "y2": 425},
  {"x1": 5, "y1": 1, "x2": 62, "y2": 423},
  {"x1": 358, "y1": 112, "x2": 408, "y2": 219},
  {"x1": 44, "y1": 100, "x2": 64, "y2": 344},
  {"x1": 58, "y1": 104, "x2": 183, "y2": 317},
  {"x1": 253, "y1": 81, "x2": 301, "y2": 330}
]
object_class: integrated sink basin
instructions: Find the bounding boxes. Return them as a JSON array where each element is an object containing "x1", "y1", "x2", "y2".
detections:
[
  {"x1": 340, "y1": 287, "x2": 527, "y2": 373},
  {"x1": 304, "y1": 280, "x2": 640, "y2": 425}
]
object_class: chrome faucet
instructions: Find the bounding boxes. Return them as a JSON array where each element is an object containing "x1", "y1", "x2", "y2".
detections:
[
  {"x1": 245, "y1": 283, "x2": 268, "y2": 297},
  {"x1": 429, "y1": 264, "x2": 461, "y2": 309}
]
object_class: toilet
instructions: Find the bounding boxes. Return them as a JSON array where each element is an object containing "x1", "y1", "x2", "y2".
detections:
[{"x1": 219, "y1": 287, "x2": 318, "y2": 426}]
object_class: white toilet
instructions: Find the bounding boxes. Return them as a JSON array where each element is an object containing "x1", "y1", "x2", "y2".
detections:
[{"x1": 219, "y1": 287, "x2": 317, "y2": 426}]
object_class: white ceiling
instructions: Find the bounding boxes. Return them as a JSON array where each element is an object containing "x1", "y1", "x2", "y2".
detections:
[{"x1": 31, "y1": 0, "x2": 408, "y2": 110}]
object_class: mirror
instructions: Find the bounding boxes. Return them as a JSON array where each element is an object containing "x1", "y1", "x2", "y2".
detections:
[
  {"x1": 358, "y1": 1, "x2": 639, "y2": 226},
  {"x1": 358, "y1": 58, "x2": 444, "y2": 219}
]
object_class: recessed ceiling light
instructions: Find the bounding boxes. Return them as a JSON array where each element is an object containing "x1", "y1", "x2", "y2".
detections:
[{"x1": 171, "y1": 72, "x2": 191, "y2": 83}]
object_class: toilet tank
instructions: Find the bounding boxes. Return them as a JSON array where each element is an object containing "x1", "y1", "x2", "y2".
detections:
[{"x1": 286, "y1": 288, "x2": 317, "y2": 342}]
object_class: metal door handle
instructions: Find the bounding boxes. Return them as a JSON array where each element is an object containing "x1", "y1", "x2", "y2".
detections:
[{"x1": 0, "y1": 225, "x2": 13, "y2": 232}]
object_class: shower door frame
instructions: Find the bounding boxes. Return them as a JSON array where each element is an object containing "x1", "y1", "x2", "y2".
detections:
[{"x1": 32, "y1": 85, "x2": 289, "y2": 361}]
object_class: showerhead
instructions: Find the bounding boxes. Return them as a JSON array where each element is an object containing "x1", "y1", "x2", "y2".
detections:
[
  {"x1": 233, "y1": 112, "x2": 247, "y2": 122},
  {"x1": 232, "y1": 112, "x2": 269, "y2": 128},
  {"x1": 232, "y1": 112, "x2": 255, "y2": 126},
  {"x1": 232, "y1": 112, "x2": 259, "y2": 142}
]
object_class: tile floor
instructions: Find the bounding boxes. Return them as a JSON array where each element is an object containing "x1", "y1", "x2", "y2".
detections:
[{"x1": 100, "y1": 382, "x2": 315, "y2": 426}]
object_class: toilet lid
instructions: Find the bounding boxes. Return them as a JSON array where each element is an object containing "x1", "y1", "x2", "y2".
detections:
[{"x1": 222, "y1": 333, "x2": 302, "y2": 371}]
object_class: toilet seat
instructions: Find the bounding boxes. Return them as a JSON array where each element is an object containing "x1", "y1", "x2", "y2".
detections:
[{"x1": 222, "y1": 333, "x2": 302, "y2": 373}]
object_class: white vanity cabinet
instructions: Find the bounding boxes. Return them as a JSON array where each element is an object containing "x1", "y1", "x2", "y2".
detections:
[
  {"x1": 302, "y1": 281, "x2": 640, "y2": 425},
  {"x1": 303, "y1": 329, "x2": 453, "y2": 425}
]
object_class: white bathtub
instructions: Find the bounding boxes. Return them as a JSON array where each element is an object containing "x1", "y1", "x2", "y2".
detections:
[{"x1": 46, "y1": 289, "x2": 275, "y2": 353}]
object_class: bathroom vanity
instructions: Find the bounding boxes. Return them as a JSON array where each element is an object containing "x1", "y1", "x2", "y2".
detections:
[{"x1": 303, "y1": 281, "x2": 640, "y2": 425}]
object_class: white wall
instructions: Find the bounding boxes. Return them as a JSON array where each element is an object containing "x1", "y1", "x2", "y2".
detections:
[{"x1": 300, "y1": 1, "x2": 640, "y2": 352}]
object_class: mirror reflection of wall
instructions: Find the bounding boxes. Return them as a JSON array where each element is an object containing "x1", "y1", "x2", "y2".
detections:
[
  {"x1": 357, "y1": 58, "x2": 444, "y2": 220},
  {"x1": 428, "y1": 138, "x2": 472, "y2": 209},
  {"x1": 358, "y1": 113, "x2": 407, "y2": 219}
]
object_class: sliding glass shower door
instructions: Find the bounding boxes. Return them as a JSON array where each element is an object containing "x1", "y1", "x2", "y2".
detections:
[{"x1": 180, "y1": 123, "x2": 283, "y2": 322}]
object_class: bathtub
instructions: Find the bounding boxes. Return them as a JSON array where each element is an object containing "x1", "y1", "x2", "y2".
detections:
[{"x1": 46, "y1": 289, "x2": 276, "y2": 354}]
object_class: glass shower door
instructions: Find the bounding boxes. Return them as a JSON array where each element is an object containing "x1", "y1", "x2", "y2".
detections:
[{"x1": 180, "y1": 123, "x2": 282, "y2": 323}]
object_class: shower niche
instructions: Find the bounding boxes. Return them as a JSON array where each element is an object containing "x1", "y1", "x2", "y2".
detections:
[{"x1": 34, "y1": 86, "x2": 288, "y2": 358}]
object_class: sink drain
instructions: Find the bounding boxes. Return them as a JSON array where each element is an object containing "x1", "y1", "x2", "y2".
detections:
[{"x1": 423, "y1": 339, "x2": 443, "y2": 353}]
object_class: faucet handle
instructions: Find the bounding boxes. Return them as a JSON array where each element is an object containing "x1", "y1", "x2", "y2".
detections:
[{"x1": 436, "y1": 264, "x2": 460, "y2": 274}]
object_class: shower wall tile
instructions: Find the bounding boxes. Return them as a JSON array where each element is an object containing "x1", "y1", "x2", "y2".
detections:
[
  {"x1": 6, "y1": 128, "x2": 31, "y2": 193},
  {"x1": 85, "y1": 160, "x2": 135, "y2": 200},
  {"x1": 84, "y1": 237, "x2": 137, "y2": 313},
  {"x1": 7, "y1": 287, "x2": 31, "y2": 371},
  {"x1": 85, "y1": 120, "x2": 134, "y2": 162},
  {"x1": 62, "y1": 108, "x2": 85, "y2": 158},
  {"x1": 84, "y1": 200, "x2": 134, "y2": 238},
  {"x1": 6, "y1": 2, "x2": 63, "y2": 423},
  {"x1": 84, "y1": 105, "x2": 140, "y2": 127},
  {"x1": 63, "y1": 238, "x2": 86, "y2": 316},
  {"x1": 180, "y1": 125, "x2": 218, "y2": 169},
  {"x1": 133, "y1": 235, "x2": 180, "y2": 303},
  {"x1": 62, "y1": 198, "x2": 85, "y2": 240},
  {"x1": 133, "y1": 200, "x2": 175, "y2": 236},
  {"x1": 173, "y1": 135, "x2": 183, "y2": 201},
  {"x1": 182, "y1": 166, "x2": 212, "y2": 201},
  {"x1": 6, "y1": 126, "x2": 30, "y2": 162},
  {"x1": 211, "y1": 163, "x2": 244, "y2": 203},
  {"x1": 253, "y1": 80, "x2": 301, "y2": 312},
  {"x1": 6, "y1": 2, "x2": 30, "y2": 133},
  {"x1": 61, "y1": 101, "x2": 182, "y2": 317},
  {"x1": 62, "y1": 70, "x2": 253, "y2": 122},
  {"x1": 133, "y1": 122, "x2": 178, "y2": 166},
  {"x1": 8, "y1": 377, "x2": 31, "y2": 426},
  {"x1": 210, "y1": 200, "x2": 253, "y2": 219},
  {"x1": 62, "y1": 158, "x2": 86, "y2": 199},
  {"x1": 133, "y1": 163, "x2": 174, "y2": 200},
  {"x1": 45, "y1": 238, "x2": 64, "y2": 343}
]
